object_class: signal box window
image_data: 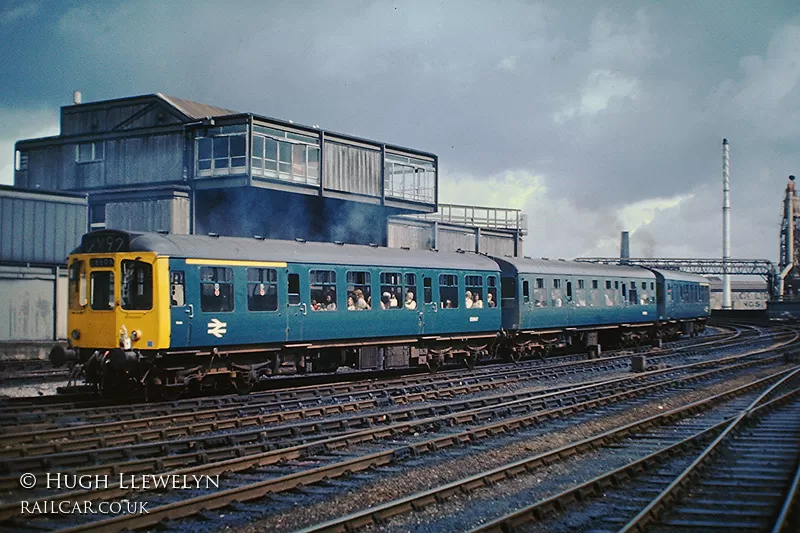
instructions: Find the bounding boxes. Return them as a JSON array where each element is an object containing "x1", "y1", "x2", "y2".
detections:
[
  {"x1": 347, "y1": 271, "x2": 371, "y2": 310},
  {"x1": 465, "y1": 275, "x2": 484, "y2": 308},
  {"x1": 69, "y1": 261, "x2": 87, "y2": 310},
  {"x1": 248, "y1": 268, "x2": 278, "y2": 311},
  {"x1": 121, "y1": 260, "x2": 153, "y2": 310},
  {"x1": 170, "y1": 271, "x2": 185, "y2": 307},
  {"x1": 487, "y1": 276, "x2": 498, "y2": 308},
  {"x1": 90, "y1": 271, "x2": 115, "y2": 311},
  {"x1": 200, "y1": 267, "x2": 234, "y2": 312},
  {"x1": 310, "y1": 270, "x2": 337, "y2": 311},
  {"x1": 380, "y1": 272, "x2": 402, "y2": 310},
  {"x1": 439, "y1": 274, "x2": 459, "y2": 308}
]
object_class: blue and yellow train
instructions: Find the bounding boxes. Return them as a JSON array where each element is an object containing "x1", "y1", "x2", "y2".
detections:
[{"x1": 51, "y1": 230, "x2": 710, "y2": 398}]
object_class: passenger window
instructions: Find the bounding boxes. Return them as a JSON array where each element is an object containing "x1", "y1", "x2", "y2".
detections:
[
  {"x1": 522, "y1": 280, "x2": 530, "y2": 303},
  {"x1": 121, "y1": 260, "x2": 153, "y2": 310},
  {"x1": 604, "y1": 280, "x2": 615, "y2": 307},
  {"x1": 487, "y1": 276, "x2": 498, "y2": 308},
  {"x1": 90, "y1": 270, "x2": 115, "y2": 311},
  {"x1": 551, "y1": 280, "x2": 564, "y2": 307},
  {"x1": 404, "y1": 273, "x2": 417, "y2": 310},
  {"x1": 170, "y1": 271, "x2": 185, "y2": 307},
  {"x1": 69, "y1": 260, "x2": 87, "y2": 309},
  {"x1": 423, "y1": 276, "x2": 432, "y2": 304},
  {"x1": 288, "y1": 273, "x2": 301, "y2": 305},
  {"x1": 310, "y1": 270, "x2": 337, "y2": 311},
  {"x1": 465, "y1": 275, "x2": 484, "y2": 309},
  {"x1": 650, "y1": 282, "x2": 655, "y2": 291},
  {"x1": 200, "y1": 267, "x2": 234, "y2": 312},
  {"x1": 439, "y1": 274, "x2": 459, "y2": 308},
  {"x1": 379, "y1": 272, "x2": 402, "y2": 310},
  {"x1": 622, "y1": 283, "x2": 627, "y2": 299},
  {"x1": 605, "y1": 280, "x2": 612, "y2": 289},
  {"x1": 247, "y1": 268, "x2": 278, "y2": 311},
  {"x1": 347, "y1": 271, "x2": 371, "y2": 310},
  {"x1": 534, "y1": 278, "x2": 547, "y2": 307},
  {"x1": 575, "y1": 280, "x2": 587, "y2": 307},
  {"x1": 629, "y1": 286, "x2": 638, "y2": 305}
]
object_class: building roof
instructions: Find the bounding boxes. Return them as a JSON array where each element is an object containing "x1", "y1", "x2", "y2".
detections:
[
  {"x1": 157, "y1": 94, "x2": 240, "y2": 120},
  {"x1": 649, "y1": 268, "x2": 710, "y2": 284},
  {"x1": 112, "y1": 232, "x2": 500, "y2": 272}
]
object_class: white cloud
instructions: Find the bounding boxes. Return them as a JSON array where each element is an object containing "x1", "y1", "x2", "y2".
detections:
[
  {"x1": 0, "y1": 107, "x2": 60, "y2": 186},
  {"x1": 554, "y1": 69, "x2": 639, "y2": 122},
  {"x1": 0, "y1": 2, "x2": 37, "y2": 26},
  {"x1": 618, "y1": 194, "x2": 692, "y2": 233},
  {"x1": 498, "y1": 56, "x2": 518, "y2": 71}
]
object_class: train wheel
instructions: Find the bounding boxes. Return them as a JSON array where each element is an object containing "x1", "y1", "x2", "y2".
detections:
[
  {"x1": 234, "y1": 370, "x2": 256, "y2": 395},
  {"x1": 463, "y1": 353, "x2": 476, "y2": 370}
]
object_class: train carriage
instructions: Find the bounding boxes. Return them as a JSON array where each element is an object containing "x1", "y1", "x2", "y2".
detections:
[{"x1": 55, "y1": 230, "x2": 502, "y2": 397}]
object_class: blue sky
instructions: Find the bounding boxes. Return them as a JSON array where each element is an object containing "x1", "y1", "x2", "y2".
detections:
[{"x1": 2, "y1": 0, "x2": 799, "y2": 261}]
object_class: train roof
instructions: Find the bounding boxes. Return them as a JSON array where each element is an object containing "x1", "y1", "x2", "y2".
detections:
[
  {"x1": 76, "y1": 231, "x2": 501, "y2": 272},
  {"x1": 648, "y1": 268, "x2": 710, "y2": 285},
  {"x1": 491, "y1": 256, "x2": 657, "y2": 279}
]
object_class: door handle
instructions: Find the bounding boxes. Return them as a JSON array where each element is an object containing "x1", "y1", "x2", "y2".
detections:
[
  {"x1": 432, "y1": 302, "x2": 438, "y2": 313},
  {"x1": 299, "y1": 303, "x2": 307, "y2": 316},
  {"x1": 185, "y1": 304, "x2": 194, "y2": 318}
]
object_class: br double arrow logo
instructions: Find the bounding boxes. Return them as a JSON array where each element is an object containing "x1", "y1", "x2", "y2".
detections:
[{"x1": 207, "y1": 318, "x2": 227, "y2": 338}]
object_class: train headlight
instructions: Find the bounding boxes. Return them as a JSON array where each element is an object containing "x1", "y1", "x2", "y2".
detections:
[
  {"x1": 131, "y1": 330, "x2": 141, "y2": 341},
  {"x1": 71, "y1": 329, "x2": 80, "y2": 340}
]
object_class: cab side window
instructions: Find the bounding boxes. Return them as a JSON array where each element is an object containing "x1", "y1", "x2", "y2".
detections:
[
  {"x1": 69, "y1": 260, "x2": 87, "y2": 310},
  {"x1": 170, "y1": 271, "x2": 185, "y2": 307}
]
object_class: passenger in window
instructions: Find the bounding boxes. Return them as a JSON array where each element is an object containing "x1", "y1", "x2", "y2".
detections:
[
  {"x1": 389, "y1": 292, "x2": 399, "y2": 308},
  {"x1": 405, "y1": 291, "x2": 417, "y2": 310},
  {"x1": 311, "y1": 299, "x2": 322, "y2": 311},
  {"x1": 465, "y1": 291, "x2": 473, "y2": 309},
  {"x1": 487, "y1": 293, "x2": 496, "y2": 308},
  {"x1": 472, "y1": 293, "x2": 483, "y2": 309},
  {"x1": 325, "y1": 293, "x2": 336, "y2": 311},
  {"x1": 553, "y1": 297, "x2": 563, "y2": 307},
  {"x1": 355, "y1": 290, "x2": 370, "y2": 310},
  {"x1": 444, "y1": 299, "x2": 453, "y2": 309},
  {"x1": 380, "y1": 292, "x2": 391, "y2": 310},
  {"x1": 347, "y1": 296, "x2": 356, "y2": 311}
]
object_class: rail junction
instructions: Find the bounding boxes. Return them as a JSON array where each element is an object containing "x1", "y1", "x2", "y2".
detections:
[{"x1": 0, "y1": 319, "x2": 796, "y2": 532}]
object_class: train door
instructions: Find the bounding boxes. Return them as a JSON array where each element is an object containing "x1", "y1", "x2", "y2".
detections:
[
  {"x1": 421, "y1": 274, "x2": 437, "y2": 333},
  {"x1": 565, "y1": 279, "x2": 574, "y2": 325},
  {"x1": 285, "y1": 268, "x2": 306, "y2": 341},
  {"x1": 169, "y1": 269, "x2": 191, "y2": 346},
  {"x1": 501, "y1": 276, "x2": 519, "y2": 329}
]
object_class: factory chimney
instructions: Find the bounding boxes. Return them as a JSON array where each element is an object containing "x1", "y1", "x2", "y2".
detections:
[
  {"x1": 780, "y1": 175, "x2": 796, "y2": 296},
  {"x1": 722, "y1": 139, "x2": 731, "y2": 309},
  {"x1": 620, "y1": 231, "x2": 630, "y2": 264},
  {"x1": 73, "y1": 91, "x2": 82, "y2": 105}
]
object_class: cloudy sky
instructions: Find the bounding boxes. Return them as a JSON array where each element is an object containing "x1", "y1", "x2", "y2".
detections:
[{"x1": 2, "y1": 0, "x2": 799, "y2": 261}]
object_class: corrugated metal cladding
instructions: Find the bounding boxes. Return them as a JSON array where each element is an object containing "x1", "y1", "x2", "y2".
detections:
[
  {"x1": 387, "y1": 221, "x2": 433, "y2": 250},
  {"x1": 324, "y1": 141, "x2": 381, "y2": 196},
  {"x1": 438, "y1": 228, "x2": 475, "y2": 253},
  {"x1": 0, "y1": 266, "x2": 66, "y2": 341},
  {"x1": 479, "y1": 233, "x2": 517, "y2": 257},
  {"x1": 0, "y1": 189, "x2": 87, "y2": 264},
  {"x1": 106, "y1": 197, "x2": 189, "y2": 234},
  {"x1": 18, "y1": 133, "x2": 184, "y2": 191}
]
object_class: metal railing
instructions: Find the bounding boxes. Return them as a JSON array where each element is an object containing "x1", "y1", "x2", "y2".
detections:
[{"x1": 399, "y1": 203, "x2": 528, "y2": 234}]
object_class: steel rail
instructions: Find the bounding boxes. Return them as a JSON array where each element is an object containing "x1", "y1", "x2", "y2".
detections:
[
  {"x1": 618, "y1": 366, "x2": 800, "y2": 533},
  {"x1": 20, "y1": 355, "x2": 793, "y2": 532},
  {"x1": 0, "y1": 342, "x2": 789, "y2": 478},
  {"x1": 469, "y1": 381, "x2": 800, "y2": 533},
  {"x1": 295, "y1": 367, "x2": 799, "y2": 533}
]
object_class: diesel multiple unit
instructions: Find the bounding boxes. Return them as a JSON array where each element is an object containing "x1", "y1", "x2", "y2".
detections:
[{"x1": 51, "y1": 230, "x2": 710, "y2": 398}]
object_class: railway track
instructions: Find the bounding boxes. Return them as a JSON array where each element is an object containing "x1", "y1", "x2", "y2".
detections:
[
  {"x1": 0, "y1": 323, "x2": 765, "y2": 432},
  {"x1": 0, "y1": 342, "x2": 795, "y2": 531}
]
